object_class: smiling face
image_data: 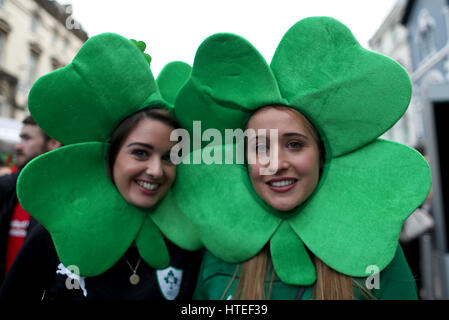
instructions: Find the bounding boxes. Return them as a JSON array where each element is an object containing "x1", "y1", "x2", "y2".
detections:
[
  {"x1": 112, "y1": 118, "x2": 177, "y2": 208},
  {"x1": 246, "y1": 106, "x2": 322, "y2": 211}
]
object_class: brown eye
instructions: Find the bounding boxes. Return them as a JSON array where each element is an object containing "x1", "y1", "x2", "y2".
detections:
[
  {"x1": 287, "y1": 141, "x2": 303, "y2": 149},
  {"x1": 131, "y1": 149, "x2": 148, "y2": 158}
]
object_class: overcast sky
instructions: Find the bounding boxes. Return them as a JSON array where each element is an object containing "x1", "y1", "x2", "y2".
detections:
[{"x1": 63, "y1": 0, "x2": 397, "y2": 75}]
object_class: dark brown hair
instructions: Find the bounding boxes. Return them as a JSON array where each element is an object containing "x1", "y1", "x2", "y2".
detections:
[
  {"x1": 106, "y1": 106, "x2": 181, "y2": 181},
  {"x1": 22, "y1": 115, "x2": 51, "y2": 143}
]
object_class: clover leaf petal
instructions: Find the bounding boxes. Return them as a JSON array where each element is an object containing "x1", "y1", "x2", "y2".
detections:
[
  {"x1": 136, "y1": 215, "x2": 170, "y2": 269},
  {"x1": 28, "y1": 33, "x2": 158, "y2": 145},
  {"x1": 156, "y1": 61, "x2": 192, "y2": 108},
  {"x1": 175, "y1": 33, "x2": 283, "y2": 136},
  {"x1": 17, "y1": 142, "x2": 146, "y2": 276},
  {"x1": 288, "y1": 139, "x2": 431, "y2": 276},
  {"x1": 151, "y1": 188, "x2": 202, "y2": 251},
  {"x1": 173, "y1": 145, "x2": 281, "y2": 262},
  {"x1": 270, "y1": 221, "x2": 316, "y2": 285},
  {"x1": 271, "y1": 17, "x2": 412, "y2": 157}
]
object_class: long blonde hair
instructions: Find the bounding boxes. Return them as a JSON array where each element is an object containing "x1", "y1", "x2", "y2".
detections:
[
  {"x1": 230, "y1": 106, "x2": 359, "y2": 299},
  {"x1": 226, "y1": 247, "x2": 356, "y2": 300}
]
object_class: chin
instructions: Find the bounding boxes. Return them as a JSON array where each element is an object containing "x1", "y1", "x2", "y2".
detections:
[
  {"x1": 269, "y1": 201, "x2": 296, "y2": 212},
  {"x1": 128, "y1": 196, "x2": 156, "y2": 209},
  {"x1": 134, "y1": 202, "x2": 155, "y2": 209}
]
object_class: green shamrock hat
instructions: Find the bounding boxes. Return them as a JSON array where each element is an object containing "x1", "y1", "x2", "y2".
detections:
[
  {"x1": 17, "y1": 33, "x2": 200, "y2": 277},
  {"x1": 173, "y1": 17, "x2": 431, "y2": 285},
  {"x1": 156, "y1": 61, "x2": 192, "y2": 108}
]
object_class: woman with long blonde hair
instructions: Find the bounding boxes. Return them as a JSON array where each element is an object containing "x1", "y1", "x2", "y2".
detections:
[{"x1": 171, "y1": 17, "x2": 431, "y2": 300}]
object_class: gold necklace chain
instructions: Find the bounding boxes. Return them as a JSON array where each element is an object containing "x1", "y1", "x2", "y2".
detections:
[{"x1": 123, "y1": 255, "x2": 142, "y2": 285}]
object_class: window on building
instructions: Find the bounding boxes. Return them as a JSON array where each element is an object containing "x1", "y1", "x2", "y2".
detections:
[
  {"x1": 51, "y1": 29, "x2": 58, "y2": 47},
  {"x1": 391, "y1": 25, "x2": 404, "y2": 47},
  {"x1": 62, "y1": 37, "x2": 69, "y2": 53},
  {"x1": 418, "y1": 9, "x2": 437, "y2": 60},
  {"x1": 0, "y1": 31, "x2": 5, "y2": 66},
  {"x1": 0, "y1": 19, "x2": 11, "y2": 66},
  {"x1": 28, "y1": 52, "x2": 38, "y2": 84},
  {"x1": 28, "y1": 44, "x2": 41, "y2": 88},
  {"x1": 31, "y1": 13, "x2": 40, "y2": 32},
  {"x1": 0, "y1": 91, "x2": 5, "y2": 117},
  {"x1": 51, "y1": 57, "x2": 63, "y2": 70}
]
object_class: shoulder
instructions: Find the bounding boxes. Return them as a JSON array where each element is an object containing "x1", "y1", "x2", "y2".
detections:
[
  {"x1": 354, "y1": 244, "x2": 418, "y2": 300},
  {"x1": 0, "y1": 224, "x2": 58, "y2": 300},
  {"x1": 0, "y1": 171, "x2": 18, "y2": 194},
  {"x1": 197, "y1": 250, "x2": 236, "y2": 280},
  {"x1": 9, "y1": 223, "x2": 58, "y2": 273},
  {"x1": 0, "y1": 172, "x2": 18, "y2": 207},
  {"x1": 24, "y1": 223, "x2": 54, "y2": 248},
  {"x1": 193, "y1": 250, "x2": 239, "y2": 300}
]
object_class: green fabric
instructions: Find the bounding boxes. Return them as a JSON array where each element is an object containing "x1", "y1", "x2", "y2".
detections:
[
  {"x1": 175, "y1": 145, "x2": 280, "y2": 264},
  {"x1": 270, "y1": 222, "x2": 316, "y2": 285},
  {"x1": 193, "y1": 246, "x2": 418, "y2": 300},
  {"x1": 17, "y1": 33, "x2": 201, "y2": 277},
  {"x1": 288, "y1": 139, "x2": 430, "y2": 277},
  {"x1": 130, "y1": 39, "x2": 152, "y2": 64},
  {"x1": 175, "y1": 33, "x2": 283, "y2": 138},
  {"x1": 173, "y1": 16, "x2": 432, "y2": 285},
  {"x1": 156, "y1": 61, "x2": 192, "y2": 108},
  {"x1": 28, "y1": 33, "x2": 160, "y2": 145},
  {"x1": 271, "y1": 17, "x2": 412, "y2": 157}
]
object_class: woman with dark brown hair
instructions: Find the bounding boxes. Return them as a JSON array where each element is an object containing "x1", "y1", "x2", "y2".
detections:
[{"x1": 0, "y1": 34, "x2": 202, "y2": 300}]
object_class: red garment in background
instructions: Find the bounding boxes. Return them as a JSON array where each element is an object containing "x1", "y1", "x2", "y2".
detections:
[{"x1": 4, "y1": 201, "x2": 30, "y2": 275}]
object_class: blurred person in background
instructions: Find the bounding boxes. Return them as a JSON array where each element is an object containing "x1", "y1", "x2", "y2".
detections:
[
  {"x1": 0, "y1": 157, "x2": 12, "y2": 176},
  {"x1": 0, "y1": 115, "x2": 61, "y2": 285}
]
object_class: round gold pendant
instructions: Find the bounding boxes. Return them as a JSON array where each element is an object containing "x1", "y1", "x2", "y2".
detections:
[{"x1": 129, "y1": 274, "x2": 140, "y2": 285}]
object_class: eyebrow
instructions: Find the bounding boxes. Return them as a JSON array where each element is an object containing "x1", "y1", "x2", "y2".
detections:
[
  {"x1": 283, "y1": 132, "x2": 309, "y2": 140},
  {"x1": 126, "y1": 142, "x2": 154, "y2": 150}
]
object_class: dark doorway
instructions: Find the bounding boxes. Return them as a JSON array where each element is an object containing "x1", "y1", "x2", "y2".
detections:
[{"x1": 433, "y1": 101, "x2": 449, "y2": 249}]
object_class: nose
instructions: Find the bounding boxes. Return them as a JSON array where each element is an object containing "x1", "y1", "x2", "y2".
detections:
[
  {"x1": 145, "y1": 157, "x2": 164, "y2": 180},
  {"x1": 259, "y1": 145, "x2": 289, "y2": 176},
  {"x1": 15, "y1": 142, "x2": 23, "y2": 154},
  {"x1": 276, "y1": 150, "x2": 291, "y2": 172}
]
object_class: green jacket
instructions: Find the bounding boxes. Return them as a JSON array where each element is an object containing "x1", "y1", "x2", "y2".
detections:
[{"x1": 193, "y1": 245, "x2": 417, "y2": 300}]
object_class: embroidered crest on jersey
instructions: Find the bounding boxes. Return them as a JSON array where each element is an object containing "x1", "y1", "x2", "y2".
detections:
[{"x1": 156, "y1": 266, "x2": 183, "y2": 300}]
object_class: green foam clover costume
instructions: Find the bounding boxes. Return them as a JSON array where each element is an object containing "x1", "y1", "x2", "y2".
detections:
[
  {"x1": 16, "y1": 32, "x2": 200, "y2": 277},
  {"x1": 173, "y1": 17, "x2": 432, "y2": 285}
]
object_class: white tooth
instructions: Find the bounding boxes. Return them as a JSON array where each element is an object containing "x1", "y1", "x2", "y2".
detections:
[
  {"x1": 271, "y1": 180, "x2": 295, "y2": 187},
  {"x1": 149, "y1": 184, "x2": 158, "y2": 190},
  {"x1": 138, "y1": 181, "x2": 159, "y2": 191}
]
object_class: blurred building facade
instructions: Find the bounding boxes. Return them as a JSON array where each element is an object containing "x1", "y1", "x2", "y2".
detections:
[
  {"x1": 0, "y1": 0, "x2": 87, "y2": 152},
  {"x1": 370, "y1": 0, "x2": 449, "y2": 300},
  {"x1": 369, "y1": 0, "x2": 418, "y2": 146}
]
